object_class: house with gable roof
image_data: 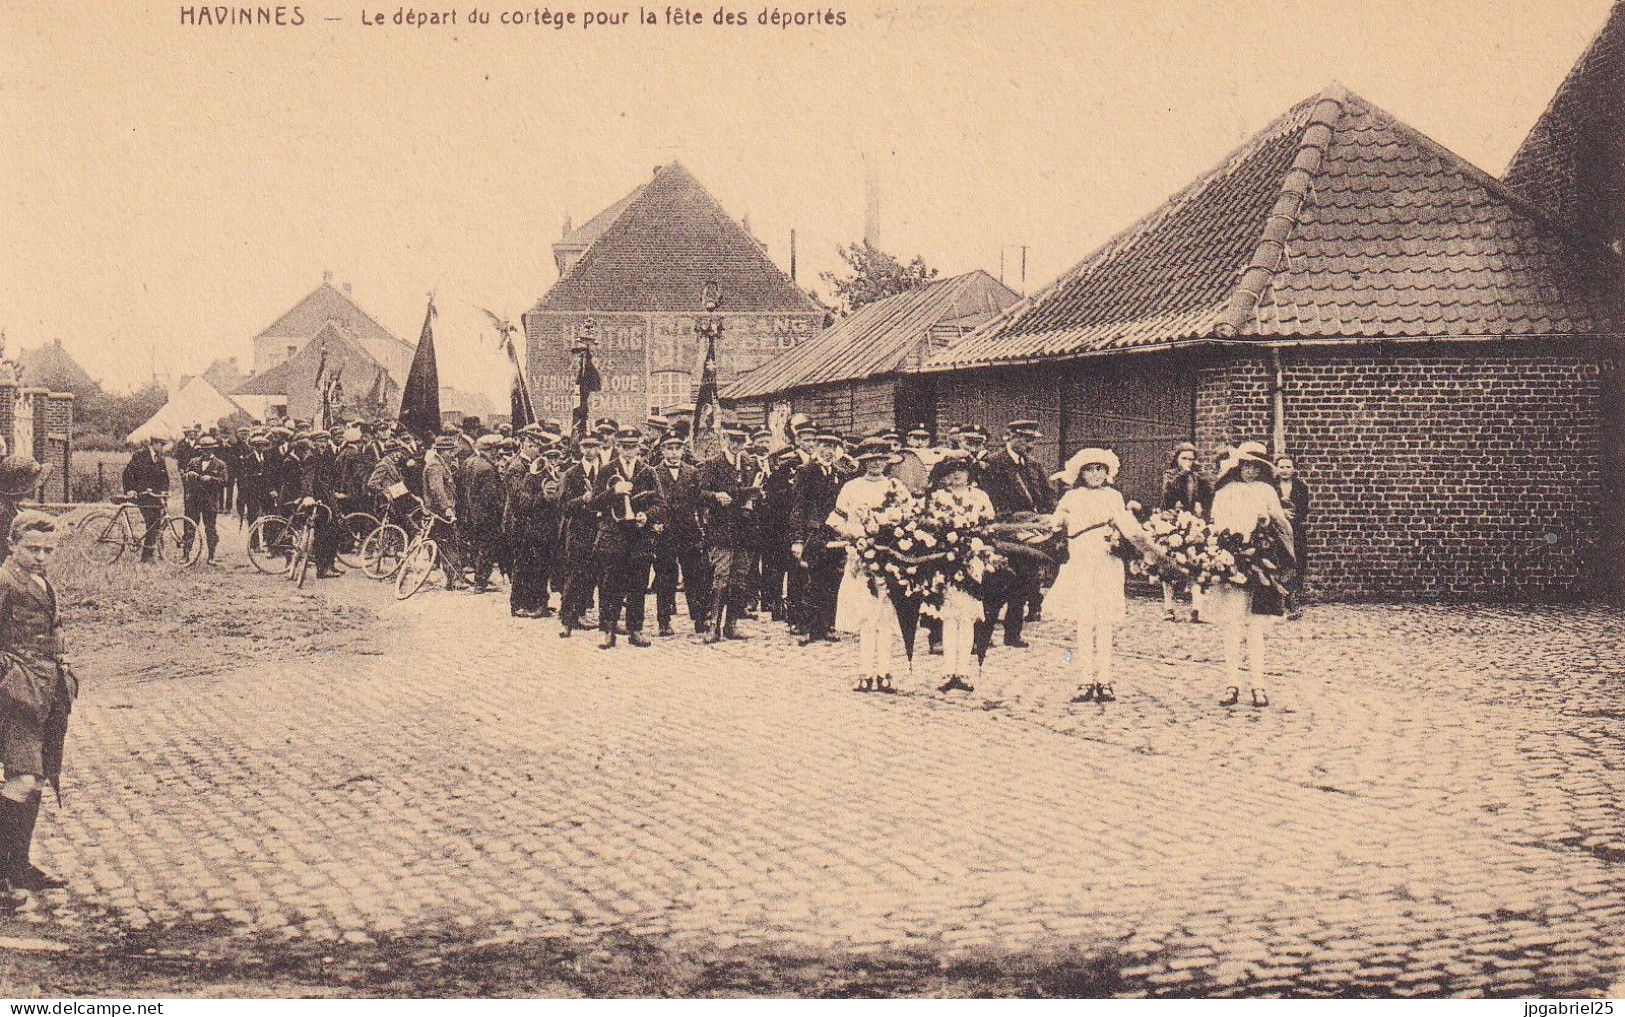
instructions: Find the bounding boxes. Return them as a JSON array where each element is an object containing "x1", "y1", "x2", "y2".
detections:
[
  {"x1": 234, "y1": 273, "x2": 414, "y2": 422},
  {"x1": 921, "y1": 81, "x2": 1625, "y2": 602},
  {"x1": 522, "y1": 163, "x2": 825, "y2": 427}
]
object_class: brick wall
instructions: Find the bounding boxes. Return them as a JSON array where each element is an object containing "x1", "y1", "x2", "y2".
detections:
[
  {"x1": 1195, "y1": 341, "x2": 1608, "y2": 602},
  {"x1": 44, "y1": 393, "x2": 73, "y2": 502}
]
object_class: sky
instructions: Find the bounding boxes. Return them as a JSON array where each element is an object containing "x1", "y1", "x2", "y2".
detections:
[{"x1": 0, "y1": 0, "x2": 1614, "y2": 396}]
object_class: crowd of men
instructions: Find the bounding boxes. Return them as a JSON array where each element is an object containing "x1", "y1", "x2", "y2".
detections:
[
  {"x1": 121, "y1": 412, "x2": 1072, "y2": 651},
  {"x1": 126, "y1": 411, "x2": 1311, "y2": 648}
]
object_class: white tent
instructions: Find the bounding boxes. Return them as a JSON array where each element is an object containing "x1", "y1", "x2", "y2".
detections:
[{"x1": 127, "y1": 376, "x2": 245, "y2": 444}]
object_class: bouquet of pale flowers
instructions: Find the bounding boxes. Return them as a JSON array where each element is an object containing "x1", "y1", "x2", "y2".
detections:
[
  {"x1": 1195, "y1": 521, "x2": 1293, "y2": 595},
  {"x1": 1129, "y1": 507, "x2": 1213, "y2": 587},
  {"x1": 849, "y1": 487, "x2": 1006, "y2": 613}
]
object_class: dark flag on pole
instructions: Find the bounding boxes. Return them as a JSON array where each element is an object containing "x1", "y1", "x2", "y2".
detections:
[
  {"x1": 571, "y1": 332, "x2": 602, "y2": 439},
  {"x1": 692, "y1": 327, "x2": 720, "y2": 456},
  {"x1": 399, "y1": 295, "x2": 441, "y2": 442}
]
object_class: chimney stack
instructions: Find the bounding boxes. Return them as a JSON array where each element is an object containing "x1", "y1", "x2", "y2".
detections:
[
  {"x1": 343, "y1": 282, "x2": 352, "y2": 296},
  {"x1": 323, "y1": 269, "x2": 333, "y2": 285},
  {"x1": 863, "y1": 156, "x2": 881, "y2": 249}
]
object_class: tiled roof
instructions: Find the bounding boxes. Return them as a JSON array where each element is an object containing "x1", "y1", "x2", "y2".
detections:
[
  {"x1": 235, "y1": 322, "x2": 382, "y2": 396},
  {"x1": 533, "y1": 163, "x2": 821, "y2": 315},
  {"x1": 1502, "y1": 3, "x2": 1625, "y2": 246},
  {"x1": 724, "y1": 270, "x2": 1018, "y2": 399},
  {"x1": 16, "y1": 340, "x2": 97, "y2": 394},
  {"x1": 253, "y1": 281, "x2": 415, "y2": 382},
  {"x1": 926, "y1": 84, "x2": 1625, "y2": 372}
]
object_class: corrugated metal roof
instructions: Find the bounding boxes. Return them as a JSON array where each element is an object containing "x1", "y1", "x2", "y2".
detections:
[
  {"x1": 925, "y1": 84, "x2": 1625, "y2": 372},
  {"x1": 725, "y1": 271, "x2": 1018, "y2": 399}
]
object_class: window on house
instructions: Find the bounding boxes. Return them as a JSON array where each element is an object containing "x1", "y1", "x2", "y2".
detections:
[{"x1": 648, "y1": 370, "x2": 692, "y2": 414}]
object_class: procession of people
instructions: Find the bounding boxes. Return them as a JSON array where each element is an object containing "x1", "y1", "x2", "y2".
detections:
[{"x1": 126, "y1": 411, "x2": 1310, "y2": 710}]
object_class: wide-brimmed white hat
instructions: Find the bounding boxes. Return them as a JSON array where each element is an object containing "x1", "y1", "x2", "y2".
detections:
[
  {"x1": 1216, "y1": 441, "x2": 1274, "y2": 483},
  {"x1": 1054, "y1": 447, "x2": 1119, "y2": 487}
]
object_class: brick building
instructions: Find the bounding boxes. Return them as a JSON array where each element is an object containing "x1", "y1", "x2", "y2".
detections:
[
  {"x1": 921, "y1": 84, "x2": 1625, "y2": 602},
  {"x1": 724, "y1": 270, "x2": 1019, "y2": 438},
  {"x1": 522, "y1": 163, "x2": 825, "y2": 426}
]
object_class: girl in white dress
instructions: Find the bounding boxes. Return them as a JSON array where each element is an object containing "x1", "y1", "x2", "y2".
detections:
[
  {"x1": 924, "y1": 456, "x2": 994, "y2": 694},
  {"x1": 1205, "y1": 441, "x2": 1295, "y2": 706},
  {"x1": 1044, "y1": 448, "x2": 1153, "y2": 702},
  {"x1": 829, "y1": 439, "x2": 910, "y2": 692}
]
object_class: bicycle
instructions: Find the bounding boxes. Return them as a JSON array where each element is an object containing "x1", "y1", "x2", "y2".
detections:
[
  {"x1": 359, "y1": 495, "x2": 420, "y2": 581},
  {"x1": 74, "y1": 491, "x2": 201, "y2": 568},
  {"x1": 245, "y1": 498, "x2": 331, "y2": 588},
  {"x1": 394, "y1": 505, "x2": 461, "y2": 600}
]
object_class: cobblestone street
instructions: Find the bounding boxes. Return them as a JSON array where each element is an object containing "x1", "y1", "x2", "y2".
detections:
[{"x1": 24, "y1": 537, "x2": 1625, "y2": 996}]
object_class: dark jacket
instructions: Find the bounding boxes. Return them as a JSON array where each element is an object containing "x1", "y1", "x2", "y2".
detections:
[
  {"x1": 1161, "y1": 469, "x2": 1214, "y2": 517},
  {"x1": 557, "y1": 461, "x2": 601, "y2": 563},
  {"x1": 695, "y1": 452, "x2": 760, "y2": 550},
  {"x1": 183, "y1": 454, "x2": 229, "y2": 508},
  {"x1": 503, "y1": 456, "x2": 561, "y2": 545},
  {"x1": 648, "y1": 460, "x2": 704, "y2": 550},
  {"x1": 591, "y1": 456, "x2": 662, "y2": 557},
  {"x1": 120, "y1": 449, "x2": 170, "y2": 498},
  {"x1": 980, "y1": 448, "x2": 1056, "y2": 516},
  {"x1": 461, "y1": 453, "x2": 507, "y2": 536},
  {"x1": 1276, "y1": 477, "x2": 1312, "y2": 527},
  {"x1": 789, "y1": 459, "x2": 843, "y2": 565}
]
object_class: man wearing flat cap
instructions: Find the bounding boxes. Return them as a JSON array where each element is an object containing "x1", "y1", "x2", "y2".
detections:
[
  {"x1": 648, "y1": 434, "x2": 709, "y2": 636},
  {"x1": 761, "y1": 416, "x2": 818, "y2": 630},
  {"x1": 503, "y1": 426, "x2": 562, "y2": 617},
  {"x1": 696, "y1": 421, "x2": 760, "y2": 644},
  {"x1": 591, "y1": 426, "x2": 661, "y2": 649},
  {"x1": 556, "y1": 432, "x2": 605, "y2": 635},
  {"x1": 462, "y1": 434, "x2": 508, "y2": 593},
  {"x1": 121, "y1": 437, "x2": 171, "y2": 563},
  {"x1": 182, "y1": 436, "x2": 229, "y2": 564},
  {"x1": 980, "y1": 419, "x2": 1057, "y2": 648}
]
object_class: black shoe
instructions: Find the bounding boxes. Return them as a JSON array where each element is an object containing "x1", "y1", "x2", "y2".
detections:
[
  {"x1": 1220, "y1": 686, "x2": 1241, "y2": 707},
  {"x1": 938, "y1": 674, "x2": 974, "y2": 694},
  {"x1": 694, "y1": 619, "x2": 708, "y2": 635},
  {"x1": 1251, "y1": 688, "x2": 1270, "y2": 708},
  {"x1": 821, "y1": 633, "x2": 842, "y2": 644},
  {"x1": 928, "y1": 641, "x2": 944, "y2": 656},
  {"x1": 1004, "y1": 637, "x2": 1031, "y2": 649},
  {"x1": 598, "y1": 632, "x2": 617, "y2": 650},
  {"x1": 853, "y1": 676, "x2": 874, "y2": 693},
  {"x1": 702, "y1": 630, "x2": 722, "y2": 645},
  {"x1": 1095, "y1": 682, "x2": 1115, "y2": 703},
  {"x1": 658, "y1": 624, "x2": 675, "y2": 637},
  {"x1": 876, "y1": 674, "x2": 896, "y2": 694},
  {"x1": 1071, "y1": 684, "x2": 1096, "y2": 704},
  {"x1": 628, "y1": 632, "x2": 652, "y2": 648}
]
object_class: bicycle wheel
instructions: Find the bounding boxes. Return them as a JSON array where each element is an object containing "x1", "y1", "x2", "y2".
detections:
[
  {"x1": 337, "y1": 512, "x2": 379, "y2": 569},
  {"x1": 360, "y1": 523, "x2": 409, "y2": 580},
  {"x1": 77, "y1": 510, "x2": 129, "y2": 566},
  {"x1": 246, "y1": 516, "x2": 294, "y2": 574},
  {"x1": 292, "y1": 525, "x2": 314, "y2": 589},
  {"x1": 395, "y1": 539, "x2": 438, "y2": 600},
  {"x1": 158, "y1": 517, "x2": 203, "y2": 567}
]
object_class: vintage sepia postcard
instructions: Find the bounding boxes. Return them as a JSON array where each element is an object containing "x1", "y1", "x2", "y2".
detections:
[{"x1": 1, "y1": 0, "x2": 1623, "y2": 1001}]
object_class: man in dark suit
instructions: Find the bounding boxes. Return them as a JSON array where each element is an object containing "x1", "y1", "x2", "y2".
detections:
[
  {"x1": 1275, "y1": 454, "x2": 1313, "y2": 619},
  {"x1": 790, "y1": 429, "x2": 845, "y2": 646},
  {"x1": 556, "y1": 434, "x2": 604, "y2": 637},
  {"x1": 461, "y1": 434, "x2": 508, "y2": 592},
  {"x1": 695, "y1": 422, "x2": 761, "y2": 644},
  {"x1": 761, "y1": 416, "x2": 816, "y2": 629},
  {"x1": 979, "y1": 419, "x2": 1056, "y2": 648},
  {"x1": 236, "y1": 434, "x2": 279, "y2": 547},
  {"x1": 648, "y1": 434, "x2": 709, "y2": 636},
  {"x1": 120, "y1": 436, "x2": 172, "y2": 563},
  {"x1": 592, "y1": 426, "x2": 662, "y2": 649},
  {"x1": 503, "y1": 426, "x2": 562, "y2": 618}
]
